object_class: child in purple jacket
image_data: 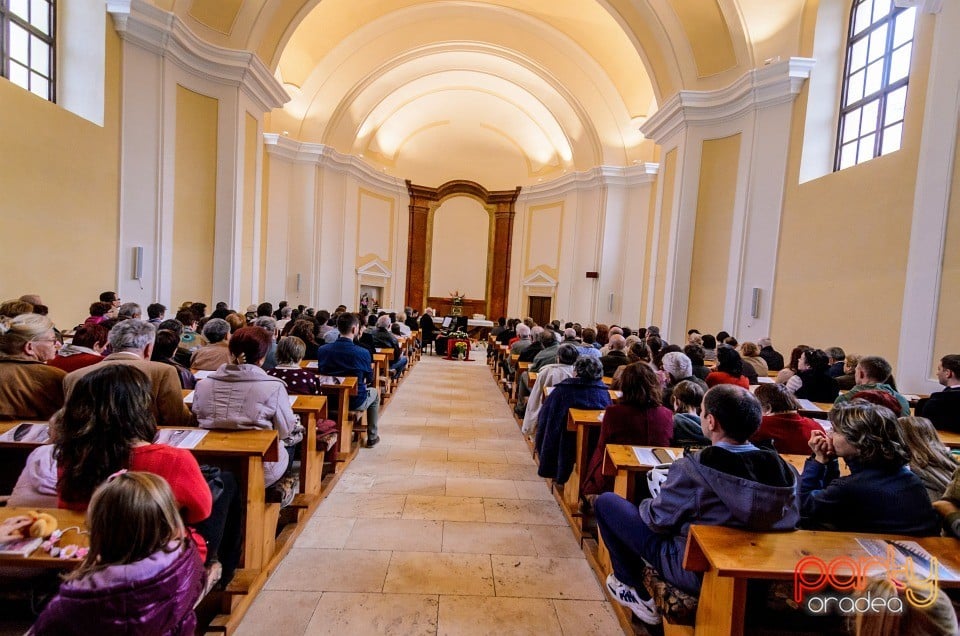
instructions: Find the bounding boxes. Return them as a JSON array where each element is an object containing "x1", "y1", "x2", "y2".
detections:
[{"x1": 31, "y1": 472, "x2": 205, "y2": 636}]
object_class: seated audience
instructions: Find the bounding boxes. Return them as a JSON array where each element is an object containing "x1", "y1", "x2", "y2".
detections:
[
  {"x1": 701, "y1": 333, "x2": 718, "y2": 362},
  {"x1": 739, "y1": 342, "x2": 769, "y2": 378},
  {"x1": 267, "y1": 336, "x2": 324, "y2": 395},
  {"x1": 535, "y1": 357, "x2": 612, "y2": 485},
  {"x1": 32, "y1": 472, "x2": 205, "y2": 636},
  {"x1": 751, "y1": 383, "x2": 824, "y2": 455},
  {"x1": 896, "y1": 416, "x2": 956, "y2": 502},
  {"x1": 577, "y1": 328, "x2": 601, "y2": 358},
  {"x1": 757, "y1": 337, "x2": 784, "y2": 371},
  {"x1": 800, "y1": 401, "x2": 939, "y2": 535},
  {"x1": 528, "y1": 329, "x2": 560, "y2": 375},
  {"x1": 918, "y1": 354, "x2": 960, "y2": 432},
  {"x1": 83, "y1": 301, "x2": 113, "y2": 326},
  {"x1": 660, "y1": 351, "x2": 708, "y2": 406},
  {"x1": 600, "y1": 334, "x2": 628, "y2": 378},
  {"x1": 117, "y1": 302, "x2": 141, "y2": 320},
  {"x1": 0, "y1": 298, "x2": 34, "y2": 316},
  {"x1": 611, "y1": 341, "x2": 653, "y2": 388},
  {"x1": 193, "y1": 327, "x2": 301, "y2": 501},
  {"x1": 826, "y1": 346, "x2": 846, "y2": 377},
  {"x1": 65, "y1": 320, "x2": 192, "y2": 426},
  {"x1": 175, "y1": 308, "x2": 206, "y2": 367},
  {"x1": 933, "y1": 466, "x2": 960, "y2": 538},
  {"x1": 251, "y1": 317, "x2": 279, "y2": 370},
  {"x1": 151, "y1": 329, "x2": 196, "y2": 389},
  {"x1": 706, "y1": 346, "x2": 749, "y2": 389},
  {"x1": 190, "y1": 318, "x2": 232, "y2": 371},
  {"x1": 50, "y1": 365, "x2": 235, "y2": 573},
  {"x1": 776, "y1": 345, "x2": 810, "y2": 385},
  {"x1": 836, "y1": 353, "x2": 861, "y2": 391},
  {"x1": 394, "y1": 312, "x2": 412, "y2": 337},
  {"x1": 786, "y1": 348, "x2": 840, "y2": 403},
  {"x1": 669, "y1": 380, "x2": 710, "y2": 447},
  {"x1": 0, "y1": 313, "x2": 65, "y2": 420},
  {"x1": 48, "y1": 324, "x2": 107, "y2": 373},
  {"x1": 596, "y1": 386, "x2": 798, "y2": 624},
  {"x1": 521, "y1": 344, "x2": 578, "y2": 437},
  {"x1": 582, "y1": 363, "x2": 674, "y2": 497},
  {"x1": 289, "y1": 319, "x2": 320, "y2": 359},
  {"x1": 315, "y1": 312, "x2": 380, "y2": 447},
  {"x1": 370, "y1": 314, "x2": 408, "y2": 376},
  {"x1": 147, "y1": 302, "x2": 166, "y2": 324},
  {"x1": 833, "y1": 355, "x2": 911, "y2": 416},
  {"x1": 684, "y1": 343, "x2": 710, "y2": 381}
]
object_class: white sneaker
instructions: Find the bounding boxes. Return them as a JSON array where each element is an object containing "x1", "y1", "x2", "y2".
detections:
[{"x1": 606, "y1": 573, "x2": 661, "y2": 625}]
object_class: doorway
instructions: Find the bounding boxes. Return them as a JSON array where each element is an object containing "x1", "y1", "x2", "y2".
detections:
[{"x1": 528, "y1": 296, "x2": 552, "y2": 327}]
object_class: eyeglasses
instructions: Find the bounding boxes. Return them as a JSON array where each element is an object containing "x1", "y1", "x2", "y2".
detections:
[{"x1": 31, "y1": 337, "x2": 60, "y2": 344}]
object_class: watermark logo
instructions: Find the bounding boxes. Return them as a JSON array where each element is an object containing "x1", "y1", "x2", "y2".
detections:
[{"x1": 793, "y1": 545, "x2": 941, "y2": 615}]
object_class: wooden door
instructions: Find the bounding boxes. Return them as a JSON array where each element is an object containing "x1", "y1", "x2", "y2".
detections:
[{"x1": 528, "y1": 296, "x2": 552, "y2": 327}]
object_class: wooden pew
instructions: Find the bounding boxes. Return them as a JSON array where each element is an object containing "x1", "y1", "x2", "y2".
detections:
[
  {"x1": 561, "y1": 408, "x2": 605, "y2": 527},
  {"x1": 372, "y1": 353, "x2": 388, "y2": 403},
  {"x1": 683, "y1": 525, "x2": 960, "y2": 636},
  {"x1": 0, "y1": 507, "x2": 87, "y2": 569}
]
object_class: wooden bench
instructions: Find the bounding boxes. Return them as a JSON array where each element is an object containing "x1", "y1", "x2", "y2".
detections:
[{"x1": 0, "y1": 507, "x2": 87, "y2": 570}]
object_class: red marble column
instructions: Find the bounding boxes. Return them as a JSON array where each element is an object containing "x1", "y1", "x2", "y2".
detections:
[{"x1": 405, "y1": 181, "x2": 433, "y2": 311}]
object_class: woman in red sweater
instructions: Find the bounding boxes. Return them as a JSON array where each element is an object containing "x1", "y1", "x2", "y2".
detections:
[
  {"x1": 582, "y1": 362, "x2": 674, "y2": 497},
  {"x1": 54, "y1": 365, "x2": 213, "y2": 562},
  {"x1": 706, "y1": 346, "x2": 750, "y2": 389},
  {"x1": 751, "y1": 382, "x2": 824, "y2": 455}
]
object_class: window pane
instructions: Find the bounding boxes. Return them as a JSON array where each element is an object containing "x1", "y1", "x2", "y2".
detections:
[
  {"x1": 858, "y1": 133, "x2": 876, "y2": 162},
  {"x1": 840, "y1": 142, "x2": 858, "y2": 169},
  {"x1": 846, "y1": 70, "x2": 865, "y2": 105},
  {"x1": 885, "y1": 86, "x2": 907, "y2": 125},
  {"x1": 881, "y1": 123, "x2": 903, "y2": 155},
  {"x1": 894, "y1": 8, "x2": 916, "y2": 48},
  {"x1": 9, "y1": 61, "x2": 29, "y2": 90},
  {"x1": 9, "y1": 0, "x2": 30, "y2": 21},
  {"x1": 860, "y1": 99, "x2": 880, "y2": 136},
  {"x1": 9, "y1": 23, "x2": 29, "y2": 64},
  {"x1": 868, "y1": 24, "x2": 888, "y2": 62},
  {"x1": 854, "y1": 1, "x2": 874, "y2": 36},
  {"x1": 849, "y1": 38, "x2": 869, "y2": 73},
  {"x1": 864, "y1": 60, "x2": 884, "y2": 97},
  {"x1": 30, "y1": 0, "x2": 50, "y2": 35},
  {"x1": 30, "y1": 73, "x2": 48, "y2": 98},
  {"x1": 872, "y1": 0, "x2": 891, "y2": 22},
  {"x1": 843, "y1": 109, "x2": 862, "y2": 143},
  {"x1": 889, "y1": 44, "x2": 912, "y2": 83},
  {"x1": 31, "y1": 36, "x2": 49, "y2": 77}
]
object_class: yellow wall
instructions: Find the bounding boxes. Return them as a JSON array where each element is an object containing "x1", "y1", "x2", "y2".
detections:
[
  {"x1": 651, "y1": 149, "x2": 678, "y2": 322},
  {"x1": 0, "y1": 19, "x2": 121, "y2": 329},
  {"x1": 933, "y1": 119, "x2": 960, "y2": 366},
  {"x1": 171, "y1": 86, "x2": 218, "y2": 308},
  {"x1": 687, "y1": 134, "x2": 741, "y2": 332},
  {"x1": 240, "y1": 112, "x2": 258, "y2": 309},
  {"x1": 771, "y1": 15, "x2": 935, "y2": 367}
]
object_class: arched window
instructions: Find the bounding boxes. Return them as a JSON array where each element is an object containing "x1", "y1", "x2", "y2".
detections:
[
  {"x1": 835, "y1": 0, "x2": 916, "y2": 170},
  {"x1": 1, "y1": 0, "x2": 55, "y2": 101}
]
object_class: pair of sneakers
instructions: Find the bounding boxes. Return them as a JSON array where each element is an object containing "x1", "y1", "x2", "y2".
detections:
[{"x1": 606, "y1": 573, "x2": 660, "y2": 625}]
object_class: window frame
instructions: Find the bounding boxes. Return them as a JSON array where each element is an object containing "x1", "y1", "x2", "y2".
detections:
[
  {"x1": 0, "y1": 0, "x2": 56, "y2": 102},
  {"x1": 834, "y1": 0, "x2": 914, "y2": 171}
]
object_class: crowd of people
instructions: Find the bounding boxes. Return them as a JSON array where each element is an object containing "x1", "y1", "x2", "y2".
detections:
[{"x1": 1, "y1": 292, "x2": 959, "y2": 632}]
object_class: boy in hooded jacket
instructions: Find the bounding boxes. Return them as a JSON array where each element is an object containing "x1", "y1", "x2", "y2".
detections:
[{"x1": 595, "y1": 385, "x2": 800, "y2": 625}]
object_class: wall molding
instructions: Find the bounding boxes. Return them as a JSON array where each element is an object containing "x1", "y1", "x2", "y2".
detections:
[
  {"x1": 107, "y1": 0, "x2": 287, "y2": 113},
  {"x1": 641, "y1": 58, "x2": 816, "y2": 143},
  {"x1": 517, "y1": 163, "x2": 659, "y2": 202},
  {"x1": 263, "y1": 135, "x2": 407, "y2": 194}
]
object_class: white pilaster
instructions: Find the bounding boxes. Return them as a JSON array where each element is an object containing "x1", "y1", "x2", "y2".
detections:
[{"x1": 641, "y1": 58, "x2": 815, "y2": 345}]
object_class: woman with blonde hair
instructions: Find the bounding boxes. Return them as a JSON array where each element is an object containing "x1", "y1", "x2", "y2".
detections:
[
  {"x1": 32, "y1": 472, "x2": 205, "y2": 635},
  {"x1": 0, "y1": 313, "x2": 65, "y2": 419},
  {"x1": 896, "y1": 416, "x2": 957, "y2": 502},
  {"x1": 739, "y1": 342, "x2": 769, "y2": 378}
]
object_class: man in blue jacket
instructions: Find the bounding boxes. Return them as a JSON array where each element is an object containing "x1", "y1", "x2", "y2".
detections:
[
  {"x1": 595, "y1": 385, "x2": 799, "y2": 625},
  {"x1": 315, "y1": 312, "x2": 380, "y2": 447}
]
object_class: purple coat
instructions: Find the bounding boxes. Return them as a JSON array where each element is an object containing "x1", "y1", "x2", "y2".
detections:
[{"x1": 32, "y1": 543, "x2": 204, "y2": 636}]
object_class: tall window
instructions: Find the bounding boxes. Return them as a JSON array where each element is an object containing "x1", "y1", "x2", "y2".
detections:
[
  {"x1": 835, "y1": 0, "x2": 915, "y2": 170},
  {"x1": 0, "y1": 0, "x2": 55, "y2": 101}
]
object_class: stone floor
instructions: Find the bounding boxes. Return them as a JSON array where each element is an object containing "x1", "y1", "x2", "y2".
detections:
[{"x1": 236, "y1": 349, "x2": 621, "y2": 635}]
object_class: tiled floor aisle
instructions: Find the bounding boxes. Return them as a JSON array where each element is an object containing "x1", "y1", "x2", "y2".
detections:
[{"x1": 236, "y1": 350, "x2": 621, "y2": 635}]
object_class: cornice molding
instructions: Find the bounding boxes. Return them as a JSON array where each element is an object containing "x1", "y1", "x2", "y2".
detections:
[
  {"x1": 107, "y1": 0, "x2": 288, "y2": 112},
  {"x1": 263, "y1": 135, "x2": 407, "y2": 193},
  {"x1": 641, "y1": 57, "x2": 816, "y2": 144},
  {"x1": 518, "y1": 163, "x2": 659, "y2": 202}
]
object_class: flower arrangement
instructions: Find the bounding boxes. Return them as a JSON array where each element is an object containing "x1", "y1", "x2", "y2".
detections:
[
  {"x1": 449, "y1": 330, "x2": 469, "y2": 340},
  {"x1": 454, "y1": 341, "x2": 468, "y2": 358},
  {"x1": 449, "y1": 290, "x2": 466, "y2": 306}
]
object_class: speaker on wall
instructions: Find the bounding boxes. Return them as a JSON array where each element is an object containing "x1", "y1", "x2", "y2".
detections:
[
  {"x1": 751, "y1": 287, "x2": 761, "y2": 319},
  {"x1": 132, "y1": 246, "x2": 143, "y2": 280},
  {"x1": 296, "y1": 273, "x2": 302, "y2": 292}
]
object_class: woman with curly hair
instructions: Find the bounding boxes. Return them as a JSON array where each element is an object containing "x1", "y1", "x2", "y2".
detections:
[{"x1": 800, "y1": 401, "x2": 939, "y2": 535}]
